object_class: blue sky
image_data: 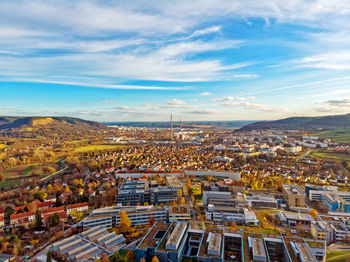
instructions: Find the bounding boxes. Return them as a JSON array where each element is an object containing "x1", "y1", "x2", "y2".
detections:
[{"x1": 1, "y1": 1, "x2": 350, "y2": 121}]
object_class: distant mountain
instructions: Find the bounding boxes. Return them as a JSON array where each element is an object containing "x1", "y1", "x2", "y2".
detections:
[
  {"x1": 0, "y1": 116, "x2": 107, "y2": 138},
  {"x1": 105, "y1": 120, "x2": 255, "y2": 129},
  {"x1": 239, "y1": 113, "x2": 350, "y2": 131}
]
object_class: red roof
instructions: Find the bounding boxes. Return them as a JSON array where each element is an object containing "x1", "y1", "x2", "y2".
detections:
[
  {"x1": 43, "y1": 211, "x2": 67, "y2": 222},
  {"x1": 0, "y1": 217, "x2": 4, "y2": 222},
  {"x1": 14, "y1": 205, "x2": 25, "y2": 212},
  {"x1": 67, "y1": 202, "x2": 88, "y2": 209},
  {"x1": 37, "y1": 201, "x2": 53, "y2": 208},
  {"x1": 10, "y1": 212, "x2": 35, "y2": 220},
  {"x1": 41, "y1": 206, "x2": 65, "y2": 214}
]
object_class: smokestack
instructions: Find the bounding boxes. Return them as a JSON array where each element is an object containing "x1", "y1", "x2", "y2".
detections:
[{"x1": 170, "y1": 114, "x2": 173, "y2": 140}]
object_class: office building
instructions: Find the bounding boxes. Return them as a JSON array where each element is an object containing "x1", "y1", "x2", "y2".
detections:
[
  {"x1": 117, "y1": 178, "x2": 182, "y2": 206},
  {"x1": 282, "y1": 184, "x2": 305, "y2": 208},
  {"x1": 82, "y1": 205, "x2": 167, "y2": 230}
]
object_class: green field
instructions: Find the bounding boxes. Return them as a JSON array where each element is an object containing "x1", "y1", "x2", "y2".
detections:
[
  {"x1": 74, "y1": 144, "x2": 125, "y2": 153},
  {"x1": 309, "y1": 151, "x2": 350, "y2": 161},
  {"x1": 327, "y1": 250, "x2": 350, "y2": 262},
  {"x1": 0, "y1": 163, "x2": 59, "y2": 189},
  {"x1": 315, "y1": 129, "x2": 350, "y2": 144}
]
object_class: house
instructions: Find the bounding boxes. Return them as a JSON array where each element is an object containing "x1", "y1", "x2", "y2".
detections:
[
  {"x1": 66, "y1": 202, "x2": 89, "y2": 215},
  {"x1": 10, "y1": 212, "x2": 35, "y2": 227},
  {"x1": 41, "y1": 207, "x2": 67, "y2": 224}
]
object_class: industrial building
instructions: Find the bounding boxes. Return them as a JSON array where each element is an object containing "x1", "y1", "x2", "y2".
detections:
[{"x1": 50, "y1": 226, "x2": 125, "y2": 261}]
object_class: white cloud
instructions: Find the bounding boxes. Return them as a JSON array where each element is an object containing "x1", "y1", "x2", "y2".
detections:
[
  {"x1": 185, "y1": 109, "x2": 219, "y2": 114},
  {"x1": 200, "y1": 92, "x2": 212, "y2": 96},
  {"x1": 295, "y1": 51, "x2": 350, "y2": 70},
  {"x1": 219, "y1": 101, "x2": 290, "y2": 113},
  {"x1": 167, "y1": 99, "x2": 186, "y2": 105},
  {"x1": 188, "y1": 26, "x2": 221, "y2": 38}
]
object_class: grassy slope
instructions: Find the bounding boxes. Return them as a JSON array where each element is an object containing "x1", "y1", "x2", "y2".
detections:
[
  {"x1": 309, "y1": 151, "x2": 350, "y2": 161},
  {"x1": 315, "y1": 129, "x2": 350, "y2": 143},
  {"x1": 74, "y1": 144, "x2": 125, "y2": 153},
  {"x1": 327, "y1": 250, "x2": 350, "y2": 262}
]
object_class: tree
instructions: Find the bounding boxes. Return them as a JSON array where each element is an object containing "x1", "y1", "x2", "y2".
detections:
[
  {"x1": 101, "y1": 253, "x2": 110, "y2": 262},
  {"x1": 180, "y1": 197, "x2": 185, "y2": 205},
  {"x1": 46, "y1": 251, "x2": 53, "y2": 262},
  {"x1": 4, "y1": 206, "x2": 14, "y2": 224},
  {"x1": 47, "y1": 213, "x2": 60, "y2": 228},
  {"x1": 119, "y1": 211, "x2": 131, "y2": 233},
  {"x1": 35, "y1": 210, "x2": 43, "y2": 229},
  {"x1": 151, "y1": 256, "x2": 160, "y2": 262},
  {"x1": 126, "y1": 251, "x2": 135, "y2": 262},
  {"x1": 149, "y1": 215, "x2": 156, "y2": 226},
  {"x1": 110, "y1": 251, "x2": 122, "y2": 262},
  {"x1": 309, "y1": 209, "x2": 318, "y2": 220}
]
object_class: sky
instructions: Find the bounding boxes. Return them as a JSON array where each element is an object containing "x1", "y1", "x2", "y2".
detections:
[{"x1": 1, "y1": 0, "x2": 350, "y2": 122}]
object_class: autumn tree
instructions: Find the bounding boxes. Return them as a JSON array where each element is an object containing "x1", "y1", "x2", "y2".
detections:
[
  {"x1": 126, "y1": 251, "x2": 135, "y2": 262},
  {"x1": 119, "y1": 211, "x2": 131, "y2": 233},
  {"x1": 151, "y1": 256, "x2": 160, "y2": 262},
  {"x1": 309, "y1": 209, "x2": 318, "y2": 220},
  {"x1": 180, "y1": 197, "x2": 185, "y2": 205},
  {"x1": 149, "y1": 215, "x2": 156, "y2": 226},
  {"x1": 101, "y1": 253, "x2": 110, "y2": 262}
]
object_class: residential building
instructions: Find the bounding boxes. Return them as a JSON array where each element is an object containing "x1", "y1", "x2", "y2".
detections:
[
  {"x1": 41, "y1": 206, "x2": 67, "y2": 224},
  {"x1": 10, "y1": 212, "x2": 35, "y2": 227},
  {"x1": 66, "y1": 202, "x2": 89, "y2": 215},
  {"x1": 0, "y1": 217, "x2": 4, "y2": 227}
]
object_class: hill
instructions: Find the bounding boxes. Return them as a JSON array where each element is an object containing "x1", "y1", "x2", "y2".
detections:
[
  {"x1": 0, "y1": 116, "x2": 107, "y2": 138},
  {"x1": 239, "y1": 113, "x2": 350, "y2": 131}
]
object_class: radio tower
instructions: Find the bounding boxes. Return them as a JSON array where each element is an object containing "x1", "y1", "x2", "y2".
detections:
[{"x1": 170, "y1": 114, "x2": 173, "y2": 141}]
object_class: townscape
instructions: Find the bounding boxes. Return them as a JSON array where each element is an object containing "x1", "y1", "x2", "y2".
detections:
[
  {"x1": 2, "y1": 1, "x2": 350, "y2": 261},
  {"x1": 1, "y1": 118, "x2": 350, "y2": 262}
]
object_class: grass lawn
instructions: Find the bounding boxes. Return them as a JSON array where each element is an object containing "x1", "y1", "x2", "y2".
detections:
[
  {"x1": 309, "y1": 151, "x2": 350, "y2": 161},
  {"x1": 315, "y1": 129, "x2": 350, "y2": 144},
  {"x1": 327, "y1": 250, "x2": 350, "y2": 262},
  {"x1": 74, "y1": 144, "x2": 125, "y2": 153},
  {"x1": 0, "y1": 179, "x2": 19, "y2": 189}
]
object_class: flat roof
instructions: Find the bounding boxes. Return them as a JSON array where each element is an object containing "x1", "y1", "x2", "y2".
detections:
[
  {"x1": 295, "y1": 242, "x2": 317, "y2": 262},
  {"x1": 251, "y1": 238, "x2": 267, "y2": 258}
]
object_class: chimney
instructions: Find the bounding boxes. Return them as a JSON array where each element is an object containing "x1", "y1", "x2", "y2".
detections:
[{"x1": 170, "y1": 114, "x2": 173, "y2": 141}]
